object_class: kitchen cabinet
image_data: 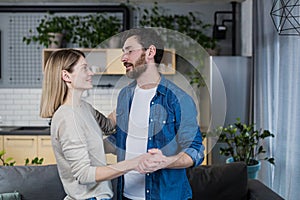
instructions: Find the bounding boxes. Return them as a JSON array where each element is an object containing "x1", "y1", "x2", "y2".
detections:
[
  {"x1": 3, "y1": 135, "x2": 38, "y2": 165},
  {"x1": 1, "y1": 135, "x2": 56, "y2": 165},
  {"x1": 1, "y1": 134, "x2": 117, "y2": 165},
  {"x1": 37, "y1": 136, "x2": 56, "y2": 165},
  {"x1": 202, "y1": 139, "x2": 207, "y2": 165},
  {"x1": 43, "y1": 48, "x2": 176, "y2": 75},
  {"x1": 0, "y1": 136, "x2": 3, "y2": 152}
]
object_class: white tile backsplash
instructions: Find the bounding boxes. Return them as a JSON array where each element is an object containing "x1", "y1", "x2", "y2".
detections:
[
  {"x1": 7, "y1": 105, "x2": 22, "y2": 110},
  {"x1": 0, "y1": 88, "x2": 119, "y2": 126}
]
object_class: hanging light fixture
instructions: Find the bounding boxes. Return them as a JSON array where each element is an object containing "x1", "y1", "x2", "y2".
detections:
[
  {"x1": 270, "y1": 0, "x2": 300, "y2": 35},
  {"x1": 212, "y1": 2, "x2": 237, "y2": 55}
]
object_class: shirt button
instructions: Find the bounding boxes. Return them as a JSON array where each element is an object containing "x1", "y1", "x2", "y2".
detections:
[{"x1": 146, "y1": 190, "x2": 150, "y2": 193}]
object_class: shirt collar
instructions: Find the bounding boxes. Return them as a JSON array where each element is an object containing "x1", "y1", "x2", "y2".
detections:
[
  {"x1": 127, "y1": 74, "x2": 167, "y2": 96},
  {"x1": 157, "y1": 75, "x2": 167, "y2": 96}
]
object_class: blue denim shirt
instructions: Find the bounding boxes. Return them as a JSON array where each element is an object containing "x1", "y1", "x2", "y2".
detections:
[{"x1": 109, "y1": 75, "x2": 204, "y2": 200}]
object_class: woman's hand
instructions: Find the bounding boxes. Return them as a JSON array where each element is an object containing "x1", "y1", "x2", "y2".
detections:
[{"x1": 135, "y1": 148, "x2": 167, "y2": 174}]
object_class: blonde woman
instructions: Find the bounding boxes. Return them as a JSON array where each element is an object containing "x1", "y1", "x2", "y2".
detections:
[{"x1": 40, "y1": 49, "x2": 147, "y2": 200}]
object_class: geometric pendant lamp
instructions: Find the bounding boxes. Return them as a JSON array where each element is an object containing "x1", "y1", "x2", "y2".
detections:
[{"x1": 270, "y1": 0, "x2": 300, "y2": 35}]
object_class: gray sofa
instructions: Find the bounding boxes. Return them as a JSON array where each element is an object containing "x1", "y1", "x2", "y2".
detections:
[
  {"x1": 0, "y1": 165, "x2": 66, "y2": 200},
  {"x1": 0, "y1": 162, "x2": 284, "y2": 200},
  {"x1": 186, "y1": 162, "x2": 284, "y2": 200}
]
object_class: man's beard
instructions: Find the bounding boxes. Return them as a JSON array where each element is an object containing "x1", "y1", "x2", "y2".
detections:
[{"x1": 126, "y1": 52, "x2": 147, "y2": 79}]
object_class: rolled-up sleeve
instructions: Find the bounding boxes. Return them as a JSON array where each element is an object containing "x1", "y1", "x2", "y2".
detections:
[
  {"x1": 176, "y1": 94, "x2": 205, "y2": 167},
  {"x1": 183, "y1": 145, "x2": 205, "y2": 167}
]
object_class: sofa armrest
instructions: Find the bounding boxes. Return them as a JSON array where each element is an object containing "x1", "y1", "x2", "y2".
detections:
[
  {"x1": 247, "y1": 179, "x2": 284, "y2": 200},
  {"x1": 187, "y1": 162, "x2": 248, "y2": 200}
]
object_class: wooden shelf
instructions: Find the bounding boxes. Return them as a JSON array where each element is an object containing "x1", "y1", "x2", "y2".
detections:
[{"x1": 42, "y1": 48, "x2": 176, "y2": 75}]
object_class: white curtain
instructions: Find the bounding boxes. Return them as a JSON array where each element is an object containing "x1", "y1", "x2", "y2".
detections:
[{"x1": 253, "y1": 0, "x2": 300, "y2": 199}]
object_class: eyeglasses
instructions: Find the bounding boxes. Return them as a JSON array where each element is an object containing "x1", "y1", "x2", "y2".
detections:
[{"x1": 122, "y1": 47, "x2": 147, "y2": 56}]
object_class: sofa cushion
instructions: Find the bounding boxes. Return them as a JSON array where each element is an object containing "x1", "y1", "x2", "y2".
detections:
[
  {"x1": 0, "y1": 165, "x2": 66, "y2": 200},
  {"x1": 187, "y1": 162, "x2": 248, "y2": 200}
]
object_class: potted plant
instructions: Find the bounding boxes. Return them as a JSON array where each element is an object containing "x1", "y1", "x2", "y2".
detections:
[
  {"x1": 23, "y1": 14, "x2": 73, "y2": 48},
  {"x1": 213, "y1": 118, "x2": 275, "y2": 179},
  {"x1": 136, "y1": 2, "x2": 216, "y2": 88},
  {"x1": 23, "y1": 13, "x2": 122, "y2": 48},
  {"x1": 137, "y1": 2, "x2": 216, "y2": 51},
  {"x1": 70, "y1": 14, "x2": 122, "y2": 48}
]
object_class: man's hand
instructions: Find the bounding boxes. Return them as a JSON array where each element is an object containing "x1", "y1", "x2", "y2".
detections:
[{"x1": 136, "y1": 148, "x2": 167, "y2": 174}]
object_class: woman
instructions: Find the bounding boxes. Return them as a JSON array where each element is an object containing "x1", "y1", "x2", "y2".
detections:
[{"x1": 40, "y1": 49, "x2": 142, "y2": 200}]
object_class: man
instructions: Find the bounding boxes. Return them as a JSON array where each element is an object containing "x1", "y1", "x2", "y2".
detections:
[{"x1": 109, "y1": 28, "x2": 204, "y2": 200}]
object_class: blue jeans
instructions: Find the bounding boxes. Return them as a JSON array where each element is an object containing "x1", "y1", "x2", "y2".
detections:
[{"x1": 86, "y1": 198, "x2": 111, "y2": 200}]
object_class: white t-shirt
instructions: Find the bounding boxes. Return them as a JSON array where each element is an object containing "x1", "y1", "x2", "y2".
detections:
[{"x1": 123, "y1": 85, "x2": 157, "y2": 200}]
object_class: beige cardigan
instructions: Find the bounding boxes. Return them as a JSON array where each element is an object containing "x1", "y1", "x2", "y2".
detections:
[{"x1": 51, "y1": 101, "x2": 114, "y2": 200}]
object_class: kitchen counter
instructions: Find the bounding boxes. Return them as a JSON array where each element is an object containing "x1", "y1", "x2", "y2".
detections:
[{"x1": 0, "y1": 126, "x2": 50, "y2": 135}]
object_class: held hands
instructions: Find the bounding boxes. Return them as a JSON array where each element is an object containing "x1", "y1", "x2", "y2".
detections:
[{"x1": 136, "y1": 148, "x2": 168, "y2": 174}]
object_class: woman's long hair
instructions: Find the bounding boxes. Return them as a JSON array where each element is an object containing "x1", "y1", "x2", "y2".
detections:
[{"x1": 40, "y1": 49, "x2": 85, "y2": 118}]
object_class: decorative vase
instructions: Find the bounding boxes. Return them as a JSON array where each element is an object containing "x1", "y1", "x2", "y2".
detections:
[
  {"x1": 108, "y1": 36, "x2": 120, "y2": 48},
  {"x1": 247, "y1": 160, "x2": 261, "y2": 179},
  {"x1": 226, "y1": 157, "x2": 261, "y2": 179},
  {"x1": 48, "y1": 33, "x2": 63, "y2": 48}
]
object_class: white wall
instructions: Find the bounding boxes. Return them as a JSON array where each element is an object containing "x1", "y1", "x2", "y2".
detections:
[{"x1": 0, "y1": 88, "x2": 118, "y2": 126}]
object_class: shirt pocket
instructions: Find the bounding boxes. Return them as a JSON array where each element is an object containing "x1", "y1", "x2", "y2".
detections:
[{"x1": 153, "y1": 115, "x2": 176, "y2": 146}]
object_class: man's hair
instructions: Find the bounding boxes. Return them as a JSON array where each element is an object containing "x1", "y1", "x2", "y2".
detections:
[{"x1": 121, "y1": 28, "x2": 164, "y2": 64}]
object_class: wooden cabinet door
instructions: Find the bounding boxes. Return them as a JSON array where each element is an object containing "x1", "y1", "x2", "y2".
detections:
[
  {"x1": 0, "y1": 136, "x2": 3, "y2": 166},
  {"x1": 0, "y1": 136, "x2": 3, "y2": 152},
  {"x1": 202, "y1": 138, "x2": 207, "y2": 165},
  {"x1": 37, "y1": 136, "x2": 56, "y2": 165},
  {"x1": 3, "y1": 135, "x2": 37, "y2": 165}
]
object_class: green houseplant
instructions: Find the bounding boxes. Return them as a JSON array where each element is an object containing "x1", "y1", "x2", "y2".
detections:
[
  {"x1": 23, "y1": 15, "x2": 73, "y2": 48},
  {"x1": 136, "y1": 2, "x2": 215, "y2": 88},
  {"x1": 211, "y1": 118, "x2": 275, "y2": 178},
  {"x1": 23, "y1": 13, "x2": 122, "y2": 48},
  {"x1": 0, "y1": 150, "x2": 44, "y2": 166},
  {"x1": 137, "y1": 2, "x2": 216, "y2": 50},
  {"x1": 0, "y1": 150, "x2": 15, "y2": 166},
  {"x1": 217, "y1": 118, "x2": 275, "y2": 165},
  {"x1": 70, "y1": 14, "x2": 122, "y2": 48}
]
